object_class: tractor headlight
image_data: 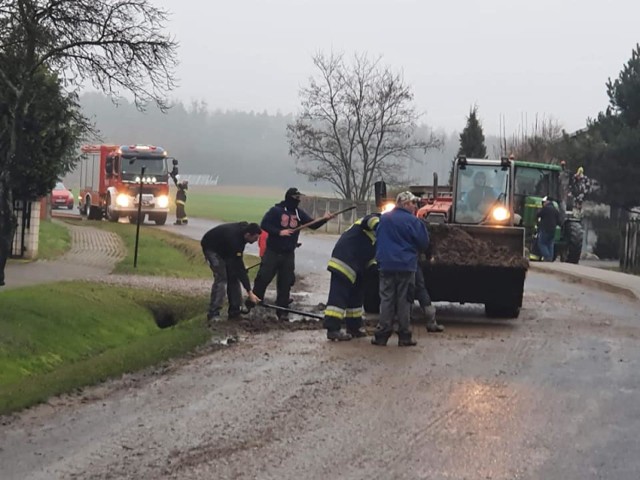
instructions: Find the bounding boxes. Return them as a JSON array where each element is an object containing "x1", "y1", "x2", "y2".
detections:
[
  {"x1": 116, "y1": 193, "x2": 130, "y2": 207},
  {"x1": 491, "y1": 206, "x2": 510, "y2": 222},
  {"x1": 156, "y1": 195, "x2": 169, "y2": 208},
  {"x1": 381, "y1": 202, "x2": 395, "y2": 214}
]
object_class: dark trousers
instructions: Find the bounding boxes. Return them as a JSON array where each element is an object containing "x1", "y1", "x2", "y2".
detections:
[
  {"x1": 252, "y1": 248, "x2": 295, "y2": 315},
  {"x1": 537, "y1": 231, "x2": 555, "y2": 262},
  {"x1": 323, "y1": 272, "x2": 365, "y2": 332},
  {"x1": 414, "y1": 267, "x2": 431, "y2": 308},
  {"x1": 176, "y1": 202, "x2": 187, "y2": 222},
  {"x1": 203, "y1": 249, "x2": 242, "y2": 317},
  {"x1": 378, "y1": 271, "x2": 415, "y2": 335}
]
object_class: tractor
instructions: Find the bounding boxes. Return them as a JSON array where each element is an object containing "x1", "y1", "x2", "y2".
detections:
[
  {"x1": 365, "y1": 156, "x2": 528, "y2": 318},
  {"x1": 512, "y1": 160, "x2": 583, "y2": 263}
]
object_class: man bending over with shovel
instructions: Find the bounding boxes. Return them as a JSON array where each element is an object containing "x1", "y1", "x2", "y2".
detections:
[{"x1": 201, "y1": 222, "x2": 262, "y2": 322}]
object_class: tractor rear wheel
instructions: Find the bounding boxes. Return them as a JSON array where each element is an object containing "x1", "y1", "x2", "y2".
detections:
[
  {"x1": 363, "y1": 268, "x2": 380, "y2": 314},
  {"x1": 563, "y1": 221, "x2": 583, "y2": 264}
]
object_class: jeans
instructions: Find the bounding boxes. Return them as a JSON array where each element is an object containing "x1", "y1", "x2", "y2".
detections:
[
  {"x1": 378, "y1": 271, "x2": 415, "y2": 334},
  {"x1": 537, "y1": 231, "x2": 555, "y2": 262},
  {"x1": 203, "y1": 249, "x2": 242, "y2": 317}
]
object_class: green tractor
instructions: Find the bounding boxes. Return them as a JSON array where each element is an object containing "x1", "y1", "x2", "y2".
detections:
[{"x1": 513, "y1": 160, "x2": 583, "y2": 263}]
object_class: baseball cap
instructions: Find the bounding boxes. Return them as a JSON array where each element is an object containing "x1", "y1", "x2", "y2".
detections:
[
  {"x1": 285, "y1": 187, "x2": 305, "y2": 197},
  {"x1": 396, "y1": 191, "x2": 418, "y2": 204}
]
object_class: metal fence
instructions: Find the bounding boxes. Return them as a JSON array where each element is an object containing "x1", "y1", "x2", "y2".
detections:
[
  {"x1": 621, "y1": 220, "x2": 640, "y2": 274},
  {"x1": 179, "y1": 174, "x2": 219, "y2": 186},
  {"x1": 300, "y1": 197, "x2": 377, "y2": 234}
]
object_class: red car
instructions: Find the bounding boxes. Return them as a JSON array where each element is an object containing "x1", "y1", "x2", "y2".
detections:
[{"x1": 51, "y1": 182, "x2": 74, "y2": 210}]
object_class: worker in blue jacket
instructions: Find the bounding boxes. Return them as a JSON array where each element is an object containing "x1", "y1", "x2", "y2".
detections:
[
  {"x1": 323, "y1": 213, "x2": 381, "y2": 341},
  {"x1": 372, "y1": 191, "x2": 429, "y2": 347}
]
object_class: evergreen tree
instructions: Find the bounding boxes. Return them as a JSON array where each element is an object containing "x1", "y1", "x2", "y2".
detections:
[
  {"x1": 457, "y1": 106, "x2": 487, "y2": 158},
  {"x1": 561, "y1": 44, "x2": 640, "y2": 210}
]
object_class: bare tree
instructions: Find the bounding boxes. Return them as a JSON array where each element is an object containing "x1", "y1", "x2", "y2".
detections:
[
  {"x1": 0, "y1": 0, "x2": 178, "y2": 286},
  {"x1": 287, "y1": 52, "x2": 441, "y2": 201},
  {"x1": 501, "y1": 114, "x2": 564, "y2": 163}
]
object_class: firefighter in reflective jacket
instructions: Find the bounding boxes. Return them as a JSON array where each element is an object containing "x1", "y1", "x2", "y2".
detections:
[
  {"x1": 171, "y1": 174, "x2": 188, "y2": 225},
  {"x1": 323, "y1": 213, "x2": 381, "y2": 341}
]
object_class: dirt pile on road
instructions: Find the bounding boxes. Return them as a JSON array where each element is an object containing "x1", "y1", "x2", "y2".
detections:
[{"x1": 428, "y1": 225, "x2": 529, "y2": 268}]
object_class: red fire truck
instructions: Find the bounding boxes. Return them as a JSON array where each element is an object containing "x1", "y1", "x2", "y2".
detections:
[{"x1": 78, "y1": 144, "x2": 178, "y2": 225}]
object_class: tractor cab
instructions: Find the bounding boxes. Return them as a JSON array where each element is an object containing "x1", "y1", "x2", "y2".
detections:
[{"x1": 513, "y1": 161, "x2": 583, "y2": 263}]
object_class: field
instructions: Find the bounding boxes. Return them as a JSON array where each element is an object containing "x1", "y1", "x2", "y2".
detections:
[{"x1": 180, "y1": 185, "x2": 283, "y2": 223}]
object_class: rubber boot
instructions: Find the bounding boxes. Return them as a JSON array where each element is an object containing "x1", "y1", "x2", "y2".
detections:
[
  {"x1": 424, "y1": 305, "x2": 444, "y2": 332},
  {"x1": 347, "y1": 328, "x2": 367, "y2": 338},
  {"x1": 371, "y1": 330, "x2": 392, "y2": 346},
  {"x1": 398, "y1": 331, "x2": 417, "y2": 347},
  {"x1": 327, "y1": 330, "x2": 352, "y2": 341},
  {"x1": 426, "y1": 323, "x2": 445, "y2": 333}
]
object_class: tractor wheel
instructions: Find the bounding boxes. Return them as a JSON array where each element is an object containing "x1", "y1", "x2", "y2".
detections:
[
  {"x1": 363, "y1": 268, "x2": 380, "y2": 314},
  {"x1": 485, "y1": 304, "x2": 520, "y2": 319},
  {"x1": 563, "y1": 221, "x2": 583, "y2": 264}
]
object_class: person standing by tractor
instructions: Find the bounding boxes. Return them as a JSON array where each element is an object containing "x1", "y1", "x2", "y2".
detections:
[
  {"x1": 323, "y1": 213, "x2": 381, "y2": 341},
  {"x1": 201, "y1": 222, "x2": 262, "y2": 322},
  {"x1": 414, "y1": 266, "x2": 444, "y2": 333},
  {"x1": 536, "y1": 197, "x2": 561, "y2": 262},
  {"x1": 372, "y1": 191, "x2": 429, "y2": 347},
  {"x1": 249, "y1": 188, "x2": 332, "y2": 320},
  {"x1": 170, "y1": 172, "x2": 189, "y2": 225}
]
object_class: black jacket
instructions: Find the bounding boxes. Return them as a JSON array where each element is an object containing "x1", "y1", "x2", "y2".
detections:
[
  {"x1": 327, "y1": 214, "x2": 380, "y2": 283},
  {"x1": 537, "y1": 203, "x2": 561, "y2": 235},
  {"x1": 201, "y1": 222, "x2": 252, "y2": 291},
  {"x1": 260, "y1": 201, "x2": 327, "y2": 254}
]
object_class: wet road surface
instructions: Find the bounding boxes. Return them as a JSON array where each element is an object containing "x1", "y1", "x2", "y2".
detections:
[{"x1": 1, "y1": 269, "x2": 639, "y2": 479}]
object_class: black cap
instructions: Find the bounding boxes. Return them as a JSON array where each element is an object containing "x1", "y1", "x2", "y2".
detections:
[{"x1": 285, "y1": 187, "x2": 304, "y2": 197}]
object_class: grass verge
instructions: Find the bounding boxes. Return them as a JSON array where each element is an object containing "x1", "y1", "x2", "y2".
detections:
[
  {"x1": 0, "y1": 282, "x2": 209, "y2": 415},
  {"x1": 38, "y1": 219, "x2": 71, "y2": 260},
  {"x1": 61, "y1": 219, "x2": 259, "y2": 278}
]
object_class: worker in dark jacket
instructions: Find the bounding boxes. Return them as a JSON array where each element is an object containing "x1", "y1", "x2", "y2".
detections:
[
  {"x1": 201, "y1": 222, "x2": 262, "y2": 321},
  {"x1": 372, "y1": 191, "x2": 429, "y2": 347},
  {"x1": 323, "y1": 213, "x2": 381, "y2": 341},
  {"x1": 249, "y1": 187, "x2": 332, "y2": 320},
  {"x1": 171, "y1": 173, "x2": 188, "y2": 225},
  {"x1": 536, "y1": 196, "x2": 561, "y2": 262}
]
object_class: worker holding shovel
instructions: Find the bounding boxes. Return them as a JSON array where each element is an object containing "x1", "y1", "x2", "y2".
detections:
[{"x1": 247, "y1": 187, "x2": 345, "y2": 321}]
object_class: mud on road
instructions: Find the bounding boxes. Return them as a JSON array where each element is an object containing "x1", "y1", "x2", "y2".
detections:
[{"x1": 2, "y1": 271, "x2": 640, "y2": 480}]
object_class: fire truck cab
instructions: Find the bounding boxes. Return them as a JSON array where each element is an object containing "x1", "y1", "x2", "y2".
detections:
[{"x1": 78, "y1": 144, "x2": 178, "y2": 225}]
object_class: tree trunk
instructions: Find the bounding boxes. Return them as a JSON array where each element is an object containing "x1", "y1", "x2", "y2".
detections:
[{"x1": 0, "y1": 171, "x2": 15, "y2": 286}]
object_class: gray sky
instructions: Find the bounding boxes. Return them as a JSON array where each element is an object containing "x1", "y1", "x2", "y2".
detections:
[{"x1": 152, "y1": 0, "x2": 640, "y2": 136}]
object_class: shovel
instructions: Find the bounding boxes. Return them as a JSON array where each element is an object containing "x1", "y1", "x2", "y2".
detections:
[{"x1": 258, "y1": 302, "x2": 324, "y2": 320}]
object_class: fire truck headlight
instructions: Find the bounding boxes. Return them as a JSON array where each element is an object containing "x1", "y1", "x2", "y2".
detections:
[
  {"x1": 157, "y1": 195, "x2": 169, "y2": 209},
  {"x1": 491, "y1": 206, "x2": 510, "y2": 222},
  {"x1": 116, "y1": 193, "x2": 130, "y2": 207}
]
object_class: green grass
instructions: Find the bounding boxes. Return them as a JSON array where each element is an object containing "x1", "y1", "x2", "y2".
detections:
[
  {"x1": 38, "y1": 219, "x2": 71, "y2": 260},
  {"x1": 61, "y1": 219, "x2": 259, "y2": 278},
  {"x1": 177, "y1": 191, "x2": 280, "y2": 223},
  {"x1": 0, "y1": 282, "x2": 210, "y2": 414}
]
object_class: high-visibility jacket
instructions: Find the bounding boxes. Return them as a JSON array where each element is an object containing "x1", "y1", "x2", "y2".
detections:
[{"x1": 327, "y1": 213, "x2": 380, "y2": 284}]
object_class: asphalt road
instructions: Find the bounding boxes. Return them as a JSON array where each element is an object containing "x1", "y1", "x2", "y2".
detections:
[{"x1": 16, "y1": 213, "x2": 635, "y2": 479}]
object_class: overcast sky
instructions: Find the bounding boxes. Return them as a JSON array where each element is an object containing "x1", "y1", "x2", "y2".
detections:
[{"x1": 151, "y1": 0, "x2": 640, "y2": 136}]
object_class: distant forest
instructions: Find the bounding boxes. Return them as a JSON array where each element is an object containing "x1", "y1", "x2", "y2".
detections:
[{"x1": 78, "y1": 93, "x2": 502, "y2": 196}]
